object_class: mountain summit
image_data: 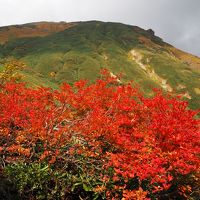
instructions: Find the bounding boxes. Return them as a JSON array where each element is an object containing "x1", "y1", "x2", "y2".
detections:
[{"x1": 0, "y1": 21, "x2": 199, "y2": 109}]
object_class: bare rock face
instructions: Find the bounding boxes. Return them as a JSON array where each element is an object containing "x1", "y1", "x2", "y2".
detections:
[{"x1": 146, "y1": 29, "x2": 155, "y2": 36}]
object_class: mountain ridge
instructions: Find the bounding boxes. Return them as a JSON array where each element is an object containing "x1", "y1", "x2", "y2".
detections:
[{"x1": 0, "y1": 21, "x2": 199, "y2": 109}]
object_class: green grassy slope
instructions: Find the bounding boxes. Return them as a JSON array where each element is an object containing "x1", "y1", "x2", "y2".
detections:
[{"x1": 0, "y1": 21, "x2": 199, "y2": 109}]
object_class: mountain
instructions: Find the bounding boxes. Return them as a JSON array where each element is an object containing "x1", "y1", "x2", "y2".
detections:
[{"x1": 0, "y1": 21, "x2": 199, "y2": 109}]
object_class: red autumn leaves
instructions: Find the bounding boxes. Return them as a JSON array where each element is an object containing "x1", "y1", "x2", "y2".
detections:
[{"x1": 0, "y1": 69, "x2": 199, "y2": 198}]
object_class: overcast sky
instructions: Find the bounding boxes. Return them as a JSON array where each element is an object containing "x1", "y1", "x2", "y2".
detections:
[{"x1": 0, "y1": 0, "x2": 199, "y2": 56}]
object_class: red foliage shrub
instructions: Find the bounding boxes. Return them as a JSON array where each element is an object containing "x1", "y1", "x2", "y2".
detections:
[{"x1": 0, "y1": 70, "x2": 199, "y2": 199}]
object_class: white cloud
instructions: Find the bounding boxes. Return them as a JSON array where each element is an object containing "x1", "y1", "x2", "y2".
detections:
[{"x1": 0, "y1": 0, "x2": 199, "y2": 56}]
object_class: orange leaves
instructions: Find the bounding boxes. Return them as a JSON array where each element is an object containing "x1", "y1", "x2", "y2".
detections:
[
  {"x1": 18, "y1": 147, "x2": 31, "y2": 157},
  {"x1": 15, "y1": 134, "x2": 26, "y2": 144},
  {"x1": 6, "y1": 145, "x2": 30, "y2": 157},
  {"x1": 93, "y1": 185, "x2": 106, "y2": 193},
  {"x1": 40, "y1": 150, "x2": 50, "y2": 161},
  {"x1": 122, "y1": 188, "x2": 149, "y2": 200}
]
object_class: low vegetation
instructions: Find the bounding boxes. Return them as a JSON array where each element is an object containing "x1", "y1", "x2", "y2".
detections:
[{"x1": 0, "y1": 67, "x2": 199, "y2": 199}]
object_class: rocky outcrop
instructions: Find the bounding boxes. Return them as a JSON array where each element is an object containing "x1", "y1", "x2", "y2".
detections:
[{"x1": 130, "y1": 49, "x2": 173, "y2": 92}]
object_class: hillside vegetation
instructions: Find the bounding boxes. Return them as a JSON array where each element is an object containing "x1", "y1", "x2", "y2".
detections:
[{"x1": 0, "y1": 21, "x2": 199, "y2": 109}]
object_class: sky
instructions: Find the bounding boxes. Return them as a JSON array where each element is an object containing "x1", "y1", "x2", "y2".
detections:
[{"x1": 0, "y1": 0, "x2": 200, "y2": 56}]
